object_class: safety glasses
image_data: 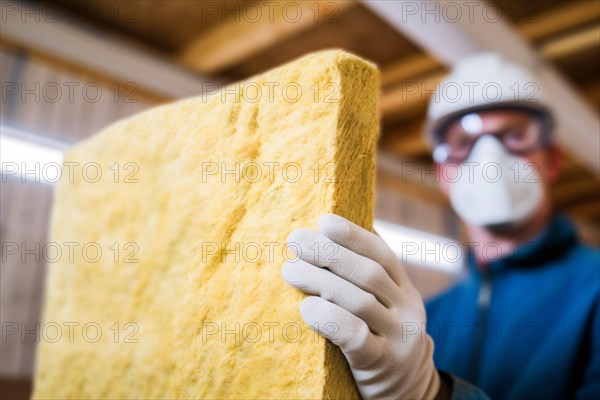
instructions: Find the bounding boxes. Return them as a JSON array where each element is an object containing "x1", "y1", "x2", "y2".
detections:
[{"x1": 433, "y1": 109, "x2": 549, "y2": 164}]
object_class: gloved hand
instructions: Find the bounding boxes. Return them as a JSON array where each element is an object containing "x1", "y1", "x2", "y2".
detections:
[{"x1": 282, "y1": 214, "x2": 440, "y2": 400}]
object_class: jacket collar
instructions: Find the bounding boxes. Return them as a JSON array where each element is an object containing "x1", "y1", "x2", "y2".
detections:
[{"x1": 467, "y1": 214, "x2": 579, "y2": 273}]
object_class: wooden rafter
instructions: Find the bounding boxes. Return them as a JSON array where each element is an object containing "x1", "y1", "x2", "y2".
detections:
[
  {"x1": 179, "y1": 1, "x2": 357, "y2": 73},
  {"x1": 552, "y1": 179, "x2": 600, "y2": 209},
  {"x1": 540, "y1": 24, "x2": 600, "y2": 61},
  {"x1": 518, "y1": 0, "x2": 600, "y2": 42}
]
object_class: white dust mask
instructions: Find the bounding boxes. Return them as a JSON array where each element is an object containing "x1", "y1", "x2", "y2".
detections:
[{"x1": 449, "y1": 135, "x2": 543, "y2": 228}]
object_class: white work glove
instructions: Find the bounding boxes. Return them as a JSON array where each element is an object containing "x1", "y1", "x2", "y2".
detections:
[{"x1": 282, "y1": 214, "x2": 440, "y2": 400}]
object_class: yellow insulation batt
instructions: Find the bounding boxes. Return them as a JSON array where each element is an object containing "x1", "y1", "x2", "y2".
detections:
[{"x1": 34, "y1": 50, "x2": 379, "y2": 399}]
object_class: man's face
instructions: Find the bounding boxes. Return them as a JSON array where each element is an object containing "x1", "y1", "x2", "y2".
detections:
[{"x1": 435, "y1": 109, "x2": 562, "y2": 216}]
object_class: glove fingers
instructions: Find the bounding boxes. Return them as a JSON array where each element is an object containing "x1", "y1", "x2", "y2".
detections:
[
  {"x1": 282, "y1": 260, "x2": 393, "y2": 334},
  {"x1": 300, "y1": 296, "x2": 384, "y2": 368},
  {"x1": 287, "y1": 229, "x2": 399, "y2": 307},
  {"x1": 318, "y1": 214, "x2": 407, "y2": 287}
]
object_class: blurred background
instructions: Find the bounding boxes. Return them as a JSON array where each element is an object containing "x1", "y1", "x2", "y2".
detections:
[{"x1": 1, "y1": 0, "x2": 599, "y2": 398}]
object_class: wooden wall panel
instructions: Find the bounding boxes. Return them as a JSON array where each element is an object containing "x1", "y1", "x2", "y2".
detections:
[
  {"x1": 0, "y1": 46, "x2": 157, "y2": 378},
  {"x1": 0, "y1": 179, "x2": 53, "y2": 377}
]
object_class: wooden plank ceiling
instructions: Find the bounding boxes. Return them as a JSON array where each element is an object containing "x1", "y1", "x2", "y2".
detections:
[{"x1": 51, "y1": 0, "x2": 600, "y2": 226}]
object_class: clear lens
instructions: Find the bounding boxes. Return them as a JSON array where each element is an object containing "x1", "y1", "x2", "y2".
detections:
[
  {"x1": 437, "y1": 109, "x2": 545, "y2": 163},
  {"x1": 501, "y1": 120, "x2": 542, "y2": 153}
]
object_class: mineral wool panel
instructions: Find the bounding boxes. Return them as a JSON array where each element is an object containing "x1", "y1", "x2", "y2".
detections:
[{"x1": 34, "y1": 50, "x2": 379, "y2": 399}]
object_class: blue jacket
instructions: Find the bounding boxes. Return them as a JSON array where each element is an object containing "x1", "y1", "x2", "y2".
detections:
[{"x1": 425, "y1": 215, "x2": 600, "y2": 399}]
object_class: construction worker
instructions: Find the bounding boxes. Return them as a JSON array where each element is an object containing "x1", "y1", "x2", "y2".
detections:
[{"x1": 282, "y1": 53, "x2": 600, "y2": 399}]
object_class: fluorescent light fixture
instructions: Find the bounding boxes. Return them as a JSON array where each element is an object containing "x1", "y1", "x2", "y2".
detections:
[
  {"x1": 1, "y1": 125, "x2": 67, "y2": 185},
  {"x1": 374, "y1": 219, "x2": 463, "y2": 274}
]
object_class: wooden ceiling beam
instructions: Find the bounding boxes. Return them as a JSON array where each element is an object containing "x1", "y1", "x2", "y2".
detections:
[
  {"x1": 380, "y1": 72, "x2": 444, "y2": 120},
  {"x1": 379, "y1": 120, "x2": 428, "y2": 158},
  {"x1": 176, "y1": 0, "x2": 597, "y2": 88},
  {"x1": 566, "y1": 201, "x2": 600, "y2": 222},
  {"x1": 179, "y1": 1, "x2": 357, "y2": 74},
  {"x1": 518, "y1": 0, "x2": 600, "y2": 43},
  {"x1": 540, "y1": 24, "x2": 600, "y2": 61},
  {"x1": 376, "y1": 169, "x2": 448, "y2": 207},
  {"x1": 552, "y1": 179, "x2": 600, "y2": 209},
  {"x1": 381, "y1": 54, "x2": 442, "y2": 87}
]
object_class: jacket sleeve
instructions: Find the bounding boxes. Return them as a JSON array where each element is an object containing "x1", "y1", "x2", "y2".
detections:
[
  {"x1": 577, "y1": 297, "x2": 600, "y2": 399},
  {"x1": 438, "y1": 370, "x2": 491, "y2": 400}
]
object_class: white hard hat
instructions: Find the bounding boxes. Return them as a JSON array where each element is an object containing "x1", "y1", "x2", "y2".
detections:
[{"x1": 426, "y1": 53, "x2": 554, "y2": 145}]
